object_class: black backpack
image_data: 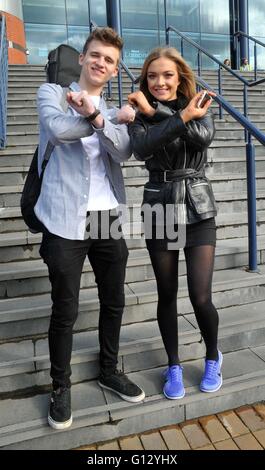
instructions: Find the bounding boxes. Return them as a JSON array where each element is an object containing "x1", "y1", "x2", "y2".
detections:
[
  {"x1": 20, "y1": 90, "x2": 69, "y2": 233},
  {"x1": 45, "y1": 44, "x2": 81, "y2": 86},
  {"x1": 45, "y1": 44, "x2": 81, "y2": 87}
]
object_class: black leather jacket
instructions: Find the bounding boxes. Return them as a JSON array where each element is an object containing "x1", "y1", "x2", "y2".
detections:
[{"x1": 128, "y1": 95, "x2": 217, "y2": 224}]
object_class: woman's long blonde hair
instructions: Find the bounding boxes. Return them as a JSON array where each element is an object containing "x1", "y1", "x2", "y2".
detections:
[{"x1": 139, "y1": 47, "x2": 196, "y2": 102}]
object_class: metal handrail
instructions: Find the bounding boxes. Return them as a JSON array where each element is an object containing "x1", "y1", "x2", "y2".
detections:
[
  {"x1": 234, "y1": 31, "x2": 265, "y2": 80},
  {"x1": 166, "y1": 24, "x2": 264, "y2": 272},
  {"x1": 0, "y1": 14, "x2": 8, "y2": 149}
]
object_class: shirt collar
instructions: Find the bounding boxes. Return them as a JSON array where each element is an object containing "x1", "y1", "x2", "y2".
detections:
[{"x1": 69, "y1": 81, "x2": 104, "y2": 98}]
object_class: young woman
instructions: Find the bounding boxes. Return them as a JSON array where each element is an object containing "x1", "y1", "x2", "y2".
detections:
[{"x1": 128, "y1": 47, "x2": 222, "y2": 400}]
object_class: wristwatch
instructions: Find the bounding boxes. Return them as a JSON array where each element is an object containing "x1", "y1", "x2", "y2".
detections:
[{"x1": 85, "y1": 109, "x2": 101, "y2": 122}]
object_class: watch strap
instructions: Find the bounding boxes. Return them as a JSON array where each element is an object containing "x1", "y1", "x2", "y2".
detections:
[{"x1": 85, "y1": 109, "x2": 101, "y2": 122}]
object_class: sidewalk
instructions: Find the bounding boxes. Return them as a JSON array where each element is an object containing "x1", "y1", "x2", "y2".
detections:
[{"x1": 75, "y1": 402, "x2": 265, "y2": 450}]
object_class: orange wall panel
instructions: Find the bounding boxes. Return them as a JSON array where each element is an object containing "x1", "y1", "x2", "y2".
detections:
[{"x1": 1, "y1": 11, "x2": 27, "y2": 64}]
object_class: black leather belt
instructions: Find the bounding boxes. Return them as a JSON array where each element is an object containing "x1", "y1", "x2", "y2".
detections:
[{"x1": 149, "y1": 168, "x2": 203, "y2": 183}]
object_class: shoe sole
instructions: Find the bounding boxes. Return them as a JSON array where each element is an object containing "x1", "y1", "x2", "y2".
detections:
[
  {"x1": 163, "y1": 389, "x2": 185, "y2": 400},
  {"x1": 200, "y1": 352, "x2": 223, "y2": 393},
  {"x1": 48, "y1": 413, "x2": 73, "y2": 430},
  {"x1": 98, "y1": 381, "x2": 145, "y2": 403}
]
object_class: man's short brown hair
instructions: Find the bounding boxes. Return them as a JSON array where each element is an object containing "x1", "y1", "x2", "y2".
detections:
[{"x1": 82, "y1": 27, "x2": 124, "y2": 55}]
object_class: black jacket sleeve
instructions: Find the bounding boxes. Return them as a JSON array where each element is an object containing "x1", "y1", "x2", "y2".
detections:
[
  {"x1": 128, "y1": 111, "x2": 187, "y2": 161},
  {"x1": 182, "y1": 111, "x2": 215, "y2": 150}
]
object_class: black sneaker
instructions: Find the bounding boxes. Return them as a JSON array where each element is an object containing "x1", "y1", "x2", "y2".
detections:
[
  {"x1": 98, "y1": 370, "x2": 145, "y2": 403},
  {"x1": 48, "y1": 387, "x2": 73, "y2": 430}
]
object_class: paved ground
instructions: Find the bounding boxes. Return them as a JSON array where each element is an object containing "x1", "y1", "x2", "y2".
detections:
[{"x1": 75, "y1": 402, "x2": 265, "y2": 450}]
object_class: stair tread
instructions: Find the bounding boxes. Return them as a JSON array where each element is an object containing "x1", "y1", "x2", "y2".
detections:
[
  {"x1": 0, "y1": 263, "x2": 265, "y2": 316},
  {"x1": 0, "y1": 349, "x2": 265, "y2": 449},
  {"x1": 1, "y1": 211, "x2": 265, "y2": 248},
  {"x1": 1, "y1": 299, "x2": 265, "y2": 367},
  {"x1": 1, "y1": 235, "x2": 265, "y2": 279}
]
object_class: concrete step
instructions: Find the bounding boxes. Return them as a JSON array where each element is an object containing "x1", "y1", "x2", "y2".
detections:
[
  {"x1": 2, "y1": 185, "x2": 265, "y2": 232},
  {"x1": 1, "y1": 299, "x2": 265, "y2": 394},
  {"x1": 208, "y1": 141, "x2": 265, "y2": 158},
  {"x1": 6, "y1": 107, "x2": 38, "y2": 117},
  {"x1": 0, "y1": 348, "x2": 265, "y2": 449},
  {"x1": 1, "y1": 208, "x2": 265, "y2": 262},
  {"x1": 0, "y1": 235, "x2": 265, "y2": 302},
  {"x1": 1, "y1": 166, "x2": 265, "y2": 195},
  {"x1": 5, "y1": 120, "x2": 265, "y2": 136},
  {"x1": 215, "y1": 127, "x2": 265, "y2": 139},
  {"x1": 7, "y1": 123, "x2": 39, "y2": 133},
  {"x1": 123, "y1": 173, "x2": 265, "y2": 200},
  {"x1": 121, "y1": 156, "x2": 265, "y2": 177},
  {"x1": 4, "y1": 128, "x2": 265, "y2": 147},
  {"x1": 0, "y1": 265, "x2": 264, "y2": 377}
]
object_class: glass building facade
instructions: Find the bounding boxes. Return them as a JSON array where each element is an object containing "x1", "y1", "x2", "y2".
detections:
[{"x1": 21, "y1": 0, "x2": 265, "y2": 69}]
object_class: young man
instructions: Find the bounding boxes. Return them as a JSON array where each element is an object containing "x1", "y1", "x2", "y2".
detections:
[{"x1": 36, "y1": 27, "x2": 145, "y2": 430}]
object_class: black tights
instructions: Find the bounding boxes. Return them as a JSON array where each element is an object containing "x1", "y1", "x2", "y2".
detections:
[{"x1": 149, "y1": 245, "x2": 219, "y2": 365}]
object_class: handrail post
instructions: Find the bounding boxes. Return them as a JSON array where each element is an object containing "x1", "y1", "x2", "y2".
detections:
[
  {"x1": 88, "y1": 0, "x2": 92, "y2": 32},
  {"x1": 218, "y1": 66, "x2": 223, "y2": 119},
  {"x1": 246, "y1": 133, "x2": 259, "y2": 272},
  {"x1": 107, "y1": 80, "x2": 112, "y2": 100},
  {"x1": 117, "y1": 68, "x2": 123, "y2": 107},
  {"x1": 254, "y1": 43, "x2": 257, "y2": 81},
  {"x1": 181, "y1": 38, "x2": 184, "y2": 57},
  {"x1": 164, "y1": 1, "x2": 169, "y2": 45},
  {"x1": 197, "y1": 51, "x2": 201, "y2": 76},
  {"x1": 243, "y1": 85, "x2": 248, "y2": 142}
]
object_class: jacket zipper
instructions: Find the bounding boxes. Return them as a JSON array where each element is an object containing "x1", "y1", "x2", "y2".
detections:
[
  {"x1": 181, "y1": 141, "x2": 187, "y2": 224},
  {"x1": 190, "y1": 182, "x2": 208, "y2": 188},
  {"x1": 145, "y1": 188, "x2": 160, "y2": 192}
]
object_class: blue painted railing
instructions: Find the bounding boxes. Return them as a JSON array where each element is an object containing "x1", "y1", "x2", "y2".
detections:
[
  {"x1": 0, "y1": 14, "x2": 8, "y2": 149},
  {"x1": 234, "y1": 31, "x2": 265, "y2": 81}
]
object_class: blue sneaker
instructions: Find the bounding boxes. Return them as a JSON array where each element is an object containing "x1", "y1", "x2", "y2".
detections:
[
  {"x1": 163, "y1": 365, "x2": 185, "y2": 400},
  {"x1": 200, "y1": 351, "x2": 223, "y2": 393}
]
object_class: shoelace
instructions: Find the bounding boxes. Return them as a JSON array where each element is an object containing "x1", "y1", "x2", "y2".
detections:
[
  {"x1": 204, "y1": 360, "x2": 219, "y2": 378},
  {"x1": 168, "y1": 366, "x2": 182, "y2": 382}
]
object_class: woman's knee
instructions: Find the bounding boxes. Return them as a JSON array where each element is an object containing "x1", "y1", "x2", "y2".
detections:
[{"x1": 189, "y1": 291, "x2": 212, "y2": 310}]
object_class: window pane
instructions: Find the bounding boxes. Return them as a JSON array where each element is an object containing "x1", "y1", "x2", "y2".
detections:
[
  {"x1": 201, "y1": 34, "x2": 230, "y2": 69},
  {"x1": 249, "y1": 37, "x2": 265, "y2": 70},
  {"x1": 66, "y1": 0, "x2": 89, "y2": 26},
  {"x1": 123, "y1": 29, "x2": 160, "y2": 67},
  {"x1": 166, "y1": 0, "x2": 200, "y2": 33},
  {"x1": 200, "y1": 0, "x2": 230, "y2": 34},
  {"x1": 169, "y1": 32, "x2": 200, "y2": 70},
  {"x1": 249, "y1": 0, "x2": 265, "y2": 36},
  {"x1": 67, "y1": 26, "x2": 90, "y2": 52},
  {"x1": 25, "y1": 23, "x2": 67, "y2": 64},
  {"x1": 121, "y1": 0, "x2": 158, "y2": 30},
  {"x1": 90, "y1": 0, "x2": 107, "y2": 26},
  {"x1": 22, "y1": 0, "x2": 66, "y2": 25}
]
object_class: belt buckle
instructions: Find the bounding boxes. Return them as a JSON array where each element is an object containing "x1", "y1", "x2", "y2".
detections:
[{"x1": 164, "y1": 170, "x2": 170, "y2": 183}]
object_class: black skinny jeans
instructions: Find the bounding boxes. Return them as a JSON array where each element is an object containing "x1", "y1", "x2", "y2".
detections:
[{"x1": 39, "y1": 212, "x2": 129, "y2": 390}]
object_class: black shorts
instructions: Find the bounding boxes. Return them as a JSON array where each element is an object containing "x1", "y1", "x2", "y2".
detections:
[{"x1": 145, "y1": 217, "x2": 216, "y2": 252}]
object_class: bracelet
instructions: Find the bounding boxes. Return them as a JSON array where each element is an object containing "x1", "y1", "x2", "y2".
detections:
[{"x1": 85, "y1": 109, "x2": 101, "y2": 122}]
